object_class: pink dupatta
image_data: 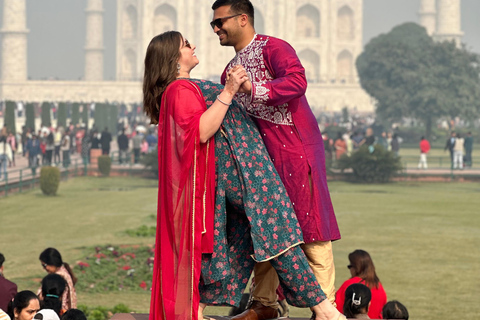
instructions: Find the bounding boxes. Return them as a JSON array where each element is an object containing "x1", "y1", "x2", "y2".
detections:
[{"x1": 149, "y1": 80, "x2": 215, "y2": 320}]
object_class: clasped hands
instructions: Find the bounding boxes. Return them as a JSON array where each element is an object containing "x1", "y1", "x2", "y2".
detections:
[{"x1": 225, "y1": 65, "x2": 252, "y2": 95}]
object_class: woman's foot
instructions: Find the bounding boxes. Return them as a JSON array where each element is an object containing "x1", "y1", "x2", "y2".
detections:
[
  {"x1": 198, "y1": 302, "x2": 207, "y2": 320},
  {"x1": 310, "y1": 299, "x2": 343, "y2": 320}
]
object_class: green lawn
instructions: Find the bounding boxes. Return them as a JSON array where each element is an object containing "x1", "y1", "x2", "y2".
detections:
[{"x1": 1, "y1": 177, "x2": 479, "y2": 319}]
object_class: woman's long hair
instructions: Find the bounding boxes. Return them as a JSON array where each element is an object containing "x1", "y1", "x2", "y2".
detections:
[
  {"x1": 41, "y1": 274, "x2": 66, "y2": 316},
  {"x1": 348, "y1": 249, "x2": 380, "y2": 289},
  {"x1": 7, "y1": 291, "x2": 39, "y2": 320},
  {"x1": 343, "y1": 283, "x2": 371, "y2": 319},
  {"x1": 39, "y1": 248, "x2": 77, "y2": 285},
  {"x1": 143, "y1": 31, "x2": 182, "y2": 124}
]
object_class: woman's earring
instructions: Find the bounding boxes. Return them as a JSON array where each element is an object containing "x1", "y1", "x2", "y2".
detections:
[{"x1": 177, "y1": 63, "x2": 181, "y2": 74}]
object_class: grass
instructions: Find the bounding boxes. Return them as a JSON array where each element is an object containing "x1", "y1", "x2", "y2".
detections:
[{"x1": 1, "y1": 177, "x2": 479, "y2": 319}]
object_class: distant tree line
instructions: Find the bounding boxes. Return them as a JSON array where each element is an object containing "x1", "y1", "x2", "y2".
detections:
[{"x1": 357, "y1": 22, "x2": 480, "y2": 139}]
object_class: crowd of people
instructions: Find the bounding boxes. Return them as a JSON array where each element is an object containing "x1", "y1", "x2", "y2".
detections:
[
  {"x1": 0, "y1": 250, "x2": 86, "y2": 320},
  {"x1": 323, "y1": 129, "x2": 402, "y2": 162},
  {"x1": 0, "y1": 120, "x2": 159, "y2": 178}
]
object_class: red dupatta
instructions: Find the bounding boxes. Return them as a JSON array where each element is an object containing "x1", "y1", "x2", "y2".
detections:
[{"x1": 150, "y1": 79, "x2": 215, "y2": 320}]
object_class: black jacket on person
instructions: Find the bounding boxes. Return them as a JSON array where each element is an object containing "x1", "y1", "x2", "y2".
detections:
[{"x1": 117, "y1": 133, "x2": 129, "y2": 151}]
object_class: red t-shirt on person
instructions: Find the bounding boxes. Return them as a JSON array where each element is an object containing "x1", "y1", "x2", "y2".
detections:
[{"x1": 335, "y1": 276, "x2": 387, "y2": 319}]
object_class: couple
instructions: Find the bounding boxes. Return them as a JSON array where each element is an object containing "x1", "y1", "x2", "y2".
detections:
[{"x1": 144, "y1": 1, "x2": 341, "y2": 320}]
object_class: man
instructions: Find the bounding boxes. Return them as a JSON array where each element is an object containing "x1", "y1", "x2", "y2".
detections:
[
  {"x1": 132, "y1": 131, "x2": 143, "y2": 164},
  {"x1": 464, "y1": 131, "x2": 473, "y2": 168},
  {"x1": 100, "y1": 127, "x2": 112, "y2": 155},
  {"x1": 117, "y1": 129, "x2": 129, "y2": 165},
  {"x1": 211, "y1": 1, "x2": 341, "y2": 318},
  {"x1": 418, "y1": 136, "x2": 430, "y2": 169},
  {"x1": 444, "y1": 131, "x2": 456, "y2": 169},
  {"x1": 61, "y1": 129, "x2": 71, "y2": 168},
  {"x1": 0, "y1": 253, "x2": 17, "y2": 311}
]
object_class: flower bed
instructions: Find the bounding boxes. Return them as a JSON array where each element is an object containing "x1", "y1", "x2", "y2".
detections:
[{"x1": 74, "y1": 245, "x2": 154, "y2": 293}]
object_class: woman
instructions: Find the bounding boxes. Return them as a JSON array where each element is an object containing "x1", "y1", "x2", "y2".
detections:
[
  {"x1": 7, "y1": 291, "x2": 40, "y2": 320},
  {"x1": 40, "y1": 274, "x2": 67, "y2": 316},
  {"x1": 334, "y1": 132, "x2": 347, "y2": 160},
  {"x1": 335, "y1": 250, "x2": 387, "y2": 319},
  {"x1": 144, "y1": 31, "x2": 344, "y2": 320},
  {"x1": 38, "y1": 248, "x2": 77, "y2": 311},
  {"x1": 343, "y1": 284, "x2": 371, "y2": 319}
]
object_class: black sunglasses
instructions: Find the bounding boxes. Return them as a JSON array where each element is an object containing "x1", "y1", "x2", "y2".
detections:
[
  {"x1": 347, "y1": 265, "x2": 353, "y2": 269},
  {"x1": 42, "y1": 262, "x2": 47, "y2": 269},
  {"x1": 210, "y1": 14, "x2": 242, "y2": 30},
  {"x1": 184, "y1": 39, "x2": 191, "y2": 49}
]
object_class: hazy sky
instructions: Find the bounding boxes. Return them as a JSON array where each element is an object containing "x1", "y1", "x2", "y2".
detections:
[{"x1": 1, "y1": 0, "x2": 478, "y2": 80}]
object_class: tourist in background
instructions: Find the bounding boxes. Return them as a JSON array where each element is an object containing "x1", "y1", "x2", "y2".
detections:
[
  {"x1": 334, "y1": 132, "x2": 347, "y2": 160},
  {"x1": 335, "y1": 249, "x2": 387, "y2": 319},
  {"x1": 38, "y1": 248, "x2": 77, "y2": 311},
  {"x1": 444, "y1": 131, "x2": 456, "y2": 169},
  {"x1": 117, "y1": 129, "x2": 129, "y2": 165},
  {"x1": 464, "y1": 131, "x2": 473, "y2": 168},
  {"x1": 0, "y1": 253, "x2": 17, "y2": 312},
  {"x1": 0, "y1": 136, "x2": 12, "y2": 181},
  {"x1": 342, "y1": 283, "x2": 371, "y2": 319},
  {"x1": 382, "y1": 300, "x2": 409, "y2": 320},
  {"x1": 6, "y1": 131, "x2": 16, "y2": 167},
  {"x1": 453, "y1": 133, "x2": 464, "y2": 169},
  {"x1": 39, "y1": 274, "x2": 66, "y2": 316},
  {"x1": 61, "y1": 130, "x2": 70, "y2": 168},
  {"x1": 391, "y1": 133, "x2": 400, "y2": 156},
  {"x1": 132, "y1": 131, "x2": 142, "y2": 164},
  {"x1": 418, "y1": 136, "x2": 430, "y2": 169},
  {"x1": 100, "y1": 127, "x2": 112, "y2": 156},
  {"x1": 7, "y1": 291, "x2": 40, "y2": 320}
]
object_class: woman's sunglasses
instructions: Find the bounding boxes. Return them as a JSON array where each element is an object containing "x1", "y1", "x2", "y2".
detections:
[{"x1": 210, "y1": 14, "x2": 242, "y2": 30}]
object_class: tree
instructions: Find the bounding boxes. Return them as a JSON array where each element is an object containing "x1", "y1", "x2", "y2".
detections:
[
  {"x1": 71, "y1": 103, "x2": 80, "y2": 125},
  {"x1": 25, "y1": 103, "x2": 36, "y2": 132},
  {"x1": 357, "y1": 23, "x2": 480, "y2": 138},
  {"x1": 108, "y1": 103, "x2": 118, "y2": 136},
  {"x1": 41, "y1": 102, "x2": 52, "y2": 127},
  {"x1": 57, "y1": 102, "x2": 67, "y2": 128},
  {"x1": 81, "y1": 103, "x2": 89, "y2": 128},
  {"x1": 4, "y1": 101, "x2": 16, "y2": 134}
]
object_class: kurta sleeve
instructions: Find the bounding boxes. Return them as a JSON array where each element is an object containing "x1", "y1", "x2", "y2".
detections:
[{"x1": 250, "y1": 39, "x2": 307, "y2": 107}]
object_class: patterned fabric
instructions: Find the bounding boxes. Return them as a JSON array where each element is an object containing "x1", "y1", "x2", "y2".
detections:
[
  {"x1": 222, "y1": 34, "x2": 341, "y2": 243},
  {"x1": 191, "y1": 79, "x2": 326, "y2": 307}
]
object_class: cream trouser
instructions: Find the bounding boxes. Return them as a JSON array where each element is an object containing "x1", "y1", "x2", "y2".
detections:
[{"x1": 251, "y1": 240, "x2": 336, "y2": 308}]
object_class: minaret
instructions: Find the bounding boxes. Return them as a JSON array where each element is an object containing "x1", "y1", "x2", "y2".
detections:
[
  {"x1": 0, "y1": 0, "x2": 29, "y2": 81},
  {"x1": 434, "y1": 0, "x2": 463, "y2": 47},
  {"x1": 85, "y1": 0, "x2": 104, "y2": 81},
  {"x1": 418, "y1": 0, "x2": 436, "y2": 36}
]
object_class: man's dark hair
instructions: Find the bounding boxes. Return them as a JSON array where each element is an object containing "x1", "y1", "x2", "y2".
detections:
[
  {"x1": 0, "y1": 253, "x2": 5, "y2": 268},
  {"x1": 382, "y1": 300, "x2": 409, "y2": 320},
  {"x1": 61, "y1": 309, "x2": 87, "y2": 320},
  {"x1": 212, "y1": 0, "x2": 254, "y2": 27}
]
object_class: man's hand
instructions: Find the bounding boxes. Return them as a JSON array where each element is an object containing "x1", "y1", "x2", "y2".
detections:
[{"x1": 238, "y1": 78, "x2": 252, "y2": 94}]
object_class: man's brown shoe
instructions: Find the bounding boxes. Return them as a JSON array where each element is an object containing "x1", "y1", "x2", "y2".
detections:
[{"x1": 231, "y1": 301, "x2": 278, "y2": 320}]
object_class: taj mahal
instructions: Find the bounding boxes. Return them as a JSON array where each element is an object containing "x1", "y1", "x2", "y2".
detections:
[{"x1": 0, "y1": 0, "x2": 463, "y2": 115}]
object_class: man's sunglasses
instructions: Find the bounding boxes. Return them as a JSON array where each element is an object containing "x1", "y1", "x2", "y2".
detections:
[{"x1": 210, "y1": 14, "x2": 242, "y2": 30}]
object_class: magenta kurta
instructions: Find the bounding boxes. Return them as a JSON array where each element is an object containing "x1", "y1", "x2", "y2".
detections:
[{"x1": 222, "y1": 34, "x2": 340, "y2": 243}]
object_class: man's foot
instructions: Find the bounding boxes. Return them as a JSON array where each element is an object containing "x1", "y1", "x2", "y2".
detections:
[{"x1": 231, "y1": 301, "x2": 278, "y2": 320}]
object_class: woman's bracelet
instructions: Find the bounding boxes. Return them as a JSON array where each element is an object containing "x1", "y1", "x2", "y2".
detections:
[{"x1": 216, "y1": 95, "x2": 232, "y2": 106}]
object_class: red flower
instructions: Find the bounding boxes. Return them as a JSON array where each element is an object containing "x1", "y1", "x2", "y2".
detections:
[
  {"x1": 139, "y1": 281, "x2": 147, "y2": 290},
  {"x1": 122, "y1": 265, "x2": 131, "y2": 270},
  {"x1": 77, "y1": 261, "x2": 90, "y2": 268}
]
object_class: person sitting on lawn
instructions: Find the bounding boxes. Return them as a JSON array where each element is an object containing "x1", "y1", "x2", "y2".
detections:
[
  {"x1": 382, "y1": 300, "x2": 409, "y2": 320},
  {"x1": 342, "y1": 283, "x2": 371, "y2": 319}
]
